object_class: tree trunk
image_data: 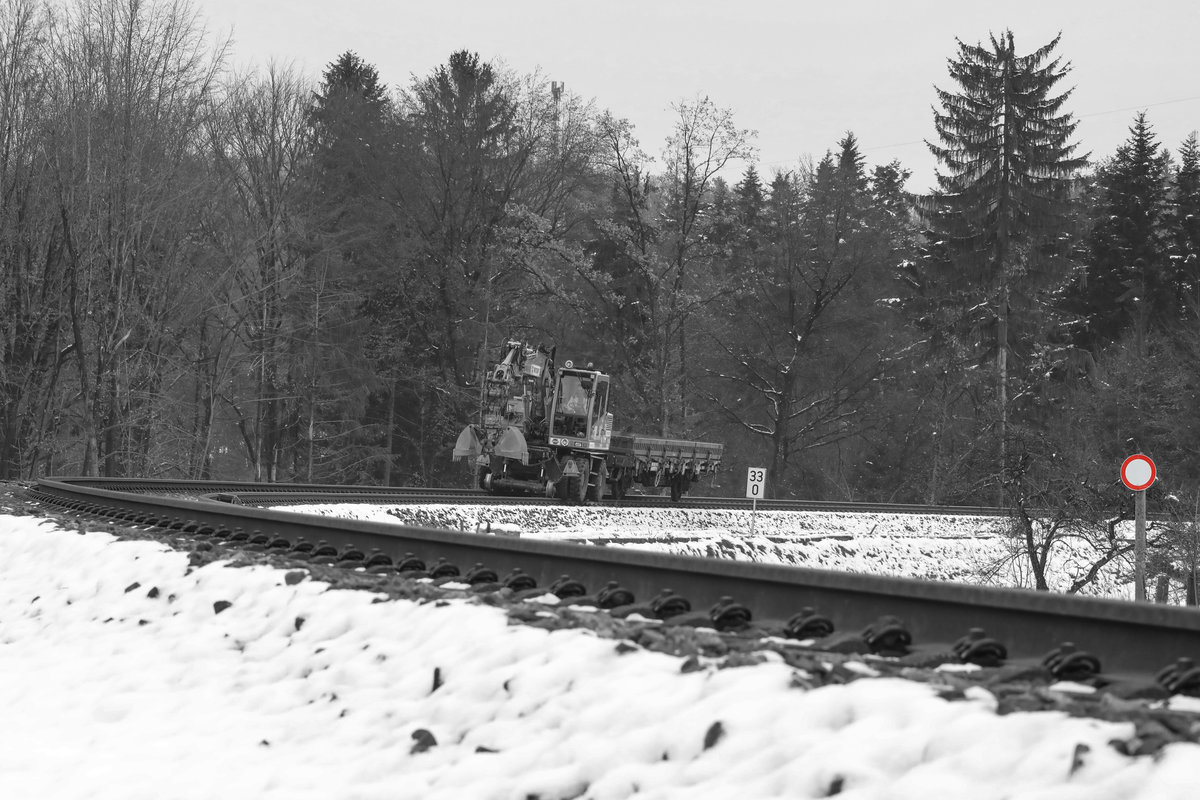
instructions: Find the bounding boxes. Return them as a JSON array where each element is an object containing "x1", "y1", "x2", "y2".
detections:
[
  {"x1": 1019, "y1": 515, "x2": 1050, "y2": 591},
  {"x1": 28, "y1": 341, "x2": 68, "y2": 481},
  {"x1": 383, "y1": 380, "x2": 396, "y2": 486},
  {"x1": 1154, "y1": 574, "x2": 1170, "y2": 604},
  {"x1": 657, "y1": 330, "x2": 671, "y2": 437},
  {"x1": 190, "y1": 319, "x2": 214, "y2": 479},
  {"x1": 67, "y1": 260, "x2": 99, "y2": 477},
  {"x1": 770, "y1": 405, "x2": 790, "y2": 500},
  {"x1": 997, "y1": 285, "x2": 1008, "y2": 508},
  {"x1": 0, "y1": 412, "x2": 20, "y2": 480}
]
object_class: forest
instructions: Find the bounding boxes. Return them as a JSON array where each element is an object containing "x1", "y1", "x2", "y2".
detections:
[{"x1": 2, "y1": 0, "x2": 1199, "y2": 551}]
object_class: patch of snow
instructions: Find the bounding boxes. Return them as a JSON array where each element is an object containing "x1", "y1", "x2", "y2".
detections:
[
  {"x1": 935, "y1": 663, "x2": 982, "y2": 673},
  {"x1": 286, "y1": 503, "x2": 1138, "y2": 598},
  {"x1": 1, "y1": 515, "x2": 1196, "y2": 798},
  {"x1": 1048, "y1": 681, "x2": 1098, "y2": 695}
]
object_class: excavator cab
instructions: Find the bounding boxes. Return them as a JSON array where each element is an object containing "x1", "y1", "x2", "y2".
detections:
[{"x1": 549, "y1": 367, "x2": 612, "y2": 450}]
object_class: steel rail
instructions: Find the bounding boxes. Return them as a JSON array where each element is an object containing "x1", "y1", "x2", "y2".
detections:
[{"x1": 28, "y1": 477, "x2": 1200, "y2": 680}]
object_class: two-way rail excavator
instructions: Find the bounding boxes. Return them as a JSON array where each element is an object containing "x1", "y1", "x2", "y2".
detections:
[{"x1": 453, "y1": 340, "x2": 722, "y2": 502}]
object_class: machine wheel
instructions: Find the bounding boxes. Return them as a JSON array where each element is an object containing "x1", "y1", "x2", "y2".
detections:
[
  {"x1": 610, "y1": 468, "x2": 625, "y2": 501},
  {"x1": 669, "y1": 475, "x2": 689, "y2": 502},
  {"x1": 564, "y1": 476, "x2": 586, "y2": 504},
  {"x1": 588, "y1": 461, "x2": 607, "y2": 503}
]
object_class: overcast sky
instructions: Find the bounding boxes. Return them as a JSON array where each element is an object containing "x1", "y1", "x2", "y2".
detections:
[{"x1": 197, "y1": 0, "x2": 1200, "y2": 192}]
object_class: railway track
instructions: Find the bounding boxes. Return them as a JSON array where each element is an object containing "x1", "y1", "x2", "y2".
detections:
[
  {"x1": 29, "y1": 476, "x2": 1009, "y2": 514},
  {"x1": 22, "y1": 477, "x2": 1200, "y2": 690}
]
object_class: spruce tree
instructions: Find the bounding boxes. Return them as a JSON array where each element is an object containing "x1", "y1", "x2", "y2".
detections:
[
  {"x1": 1173, "y1": 132, "x2": 1200, "y2": 317},
  {"x1": 313, "y1": 51, "x2": 388, "y2": 121},
  {"x1": 926, "y1": 31, "x2": 1086, "y2": 265},
  {"x1": 307, "y1": 53, "x2": 405, "y2": 484},
  {"x1": 310, "y1": 52, "x2": 391, "y2": 184},
  {"x1": 734, "y1": 164, "x2": 765, "y2": 236},
  {"x1": 1076, "y1": 113, "x2": 1172, "y2": 348},
  {"x1": 709, "y1": 165, "x2": 765, "y2": 268},
  {"x1": 922, "y1": 30, "x2": 1086, "y2": 499},
  {"x1": 308, "y1": 51, "x2": 392, "y2": 227}
]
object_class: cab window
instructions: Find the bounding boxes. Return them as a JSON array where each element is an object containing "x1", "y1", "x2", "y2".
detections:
[
  {"x1": 592, "y1": 381, "x2": 608, "y2": 421},
  {"x1": 555, "y1": 375, "x2": 590, "y2": 436},
  {"x1": 559, "y1": 376, "x2": 589, "y2": 416}
]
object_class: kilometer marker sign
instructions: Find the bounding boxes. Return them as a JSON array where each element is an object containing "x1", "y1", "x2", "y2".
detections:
[
  {"x1": 1120, "y1": 454, "x2": 1156, "y2": 491},
  {"x1": 746, "y1": 467, "x2": 766, "y2": 537}
]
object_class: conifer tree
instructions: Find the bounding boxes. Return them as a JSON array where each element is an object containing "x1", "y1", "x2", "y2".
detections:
[
  {"x1": 314, "y1": 51, "x2": 388, "y2": 114},
  {"x1": 922, "y1": 30, "x2": 1086, "y2": 498},
  {"x1": 401, "y1": 50, "x2": 526, "y2": 388},
  {"x1": 310, "y1": 51, "x2": 391, "y2": 203},
  {"x1": 733, "y1": 164, "x2": 765, "y2": 239},
  {"x1": 1173, "y1": 132, "x2": 1200, "y2": 317},
  {"x1": 1075, "y1": 113, "x2": 1172, "y2": 349},
  {"x1": 706, "y1": 165, "x2": 765, "y2": 270},
  {"x1": 301, "y1": 53, "x2": 397, "y2": 483},
  {"x1": 926, "y1": 31, "x2": 1086, "y2": 270}
]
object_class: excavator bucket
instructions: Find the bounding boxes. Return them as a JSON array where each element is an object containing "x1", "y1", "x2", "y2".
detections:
[
  {"x1": 494, "y1": 426, "x2": 529, "y2": 464},
  {"x1": 452, "y1": 426, "x2": 483, "y2": 460}
]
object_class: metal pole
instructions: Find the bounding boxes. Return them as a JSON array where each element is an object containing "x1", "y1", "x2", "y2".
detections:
[
  {"x1": 749, "y1": 497, "x2": 757, "y2": 538},
  {"x1": 1135, "y1": 489, "x2": 1147, "y2": 602},
  {"x1": 1188, "y1": 489, "x2": 1199, "y2": 606}
]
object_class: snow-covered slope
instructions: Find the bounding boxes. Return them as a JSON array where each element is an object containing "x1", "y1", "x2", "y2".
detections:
[{"x1": 3, "y1": 515, "x2": 1198, "y2": 800}]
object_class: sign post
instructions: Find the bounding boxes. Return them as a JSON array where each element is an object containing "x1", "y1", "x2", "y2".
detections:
[
  {"x1": 746, "y1": 467, "x2": 766, "y2": 537},
  {"x1": 1120, "y1": 454, "x2": 1156, "y2": 602}
]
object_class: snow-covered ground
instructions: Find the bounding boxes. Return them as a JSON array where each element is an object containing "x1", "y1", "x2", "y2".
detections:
[
  {"x1": 3, "y1": 512, "x2": 1198, "y2": 799},
  {"x1": 287, "y1": 503, "x2": 1139, "y2": 599}
]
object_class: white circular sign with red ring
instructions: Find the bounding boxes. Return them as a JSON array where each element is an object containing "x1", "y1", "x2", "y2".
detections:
[{"x1": 1120, "y1": 454, "x2": 1156, "y2": 491}]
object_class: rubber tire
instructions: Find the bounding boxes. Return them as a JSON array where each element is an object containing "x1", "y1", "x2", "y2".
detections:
[{"x1": 589, "y1": 461, "x2": 607, "y2": 503}]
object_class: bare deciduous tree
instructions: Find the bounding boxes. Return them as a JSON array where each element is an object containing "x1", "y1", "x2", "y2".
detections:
[
  {"x1": 207, "y1": 63, "x2": 313, "y2": 481},
  {"x1": 0, "y1": 0, "x2": 64, "y2": 478},
  {"x1": 48, "y1": 0, "x2": 226, "y2": 475}
]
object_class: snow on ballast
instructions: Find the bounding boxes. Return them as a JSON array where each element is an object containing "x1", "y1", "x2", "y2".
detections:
[{"x1": 2, "y1": 514, "x2": 1199, "y2": 799}]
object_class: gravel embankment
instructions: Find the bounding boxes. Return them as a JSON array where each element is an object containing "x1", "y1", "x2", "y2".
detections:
[{"x1": 6, "y1": 484, "x2": 1197, "y2": 757}]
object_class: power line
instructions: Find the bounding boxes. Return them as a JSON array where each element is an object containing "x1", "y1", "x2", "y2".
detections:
[
  {"x1": 754, "y1": 93, "x2": 1200, "y2": 167},
  {"x1": 1078, "y1": 93, "x2": 1200, "y2": 119}
]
